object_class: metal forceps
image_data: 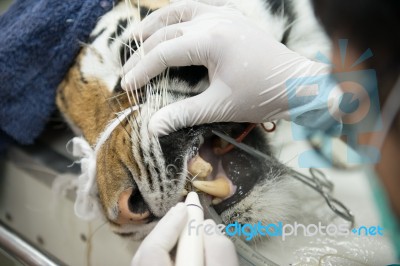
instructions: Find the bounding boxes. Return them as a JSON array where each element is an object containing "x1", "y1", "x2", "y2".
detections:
[{"x1": 212, "y1": 130, "x2": 355, "y2": 227}]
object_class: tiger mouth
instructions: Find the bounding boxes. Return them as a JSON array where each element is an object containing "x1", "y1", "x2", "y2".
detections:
[
  {"x1": 187, "y1": 134, "x2": 237, "y2": 202},
  {"x1": 111, "y1": 123, "x2": 270, "y2": 227},
  {"x1": 179, "y1": 123, "x2": 270, "y2": 214}
]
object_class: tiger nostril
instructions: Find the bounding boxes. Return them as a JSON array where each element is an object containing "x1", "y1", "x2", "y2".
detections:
[
  {"x1": 116, "y1": 188, "x2": 150, "y2": 224},
  {"x1": 128, "y1": 190, "x2": 149, "y2": 214}
]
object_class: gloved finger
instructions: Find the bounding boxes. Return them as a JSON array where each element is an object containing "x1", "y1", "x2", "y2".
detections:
[
  {"x1": 143, "y1": 202, "x2": 187, "y2": 249},
  {"x1": 131, "y1": 203, "x2": 188, "y2": 266},
  {"x1": 122, "y1": 34, "x2": 207, "y2": 90},
  {"x1": 132, "y1": 0, "x2": 212, "y2": 41},
  {"x1": 148, "y1": 79, "x2": 234, "y2": 136},
  {"x1": 203, "y1": 219, "x2": 239, "y2": 266},
  {"x1": 122, "y1": 22, "x2": 188, "y2": 75},
  {"x1": 132, "y1": 245, "x2": 172, "y2": 266}
]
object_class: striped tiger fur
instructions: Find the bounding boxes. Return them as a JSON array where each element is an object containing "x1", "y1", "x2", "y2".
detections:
[{"x1": 56, "y1": 0, "x2": 331, "y2": 239}]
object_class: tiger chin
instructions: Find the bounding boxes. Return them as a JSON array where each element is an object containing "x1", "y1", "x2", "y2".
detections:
[{"x1": 56, "y1": 0, "x2": 330, "y2": 240}]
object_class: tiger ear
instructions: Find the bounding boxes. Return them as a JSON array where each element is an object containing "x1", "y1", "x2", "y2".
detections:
[{"x1": 56, "y1": 55, "x2": 114, "y2": 146}]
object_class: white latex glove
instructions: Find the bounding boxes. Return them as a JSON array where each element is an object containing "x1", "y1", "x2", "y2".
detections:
[
  {"x1": 132, "y1": 203, "x2": 188, "y2": 266},
  {"x1": 132, "y1": 203, "x2": 238, "y2": 266},
  {"x1": 202, "y1": 219, "x2": 239, "y2": 266},
  {"x1": 122, "y1": 0, "x2": 331, "y2": 136}
]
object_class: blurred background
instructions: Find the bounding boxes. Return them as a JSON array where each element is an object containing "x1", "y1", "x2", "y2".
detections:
[{"x1": 1, "y1": 2, "x2": 23, "y2": 265}]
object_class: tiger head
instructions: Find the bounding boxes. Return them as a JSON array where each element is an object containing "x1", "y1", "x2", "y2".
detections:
[{"x1": 56, "y1": 0, "x2": 318, "y2": 239}]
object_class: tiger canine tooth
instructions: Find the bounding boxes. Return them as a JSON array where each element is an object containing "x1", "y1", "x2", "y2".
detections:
[
  {"x1": 192, "y1": 176, "x2": 231, "y2": 198},
  {"x1": 188, "y1": 155, "x2": 213, "y2": 179}
]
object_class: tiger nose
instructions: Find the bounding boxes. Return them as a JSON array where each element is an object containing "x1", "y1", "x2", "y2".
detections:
[{"x1": 116, "y1": 188, "x2": 150, "y2": 224}]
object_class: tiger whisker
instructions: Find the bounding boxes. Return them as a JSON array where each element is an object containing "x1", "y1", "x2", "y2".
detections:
[
  {"x1": 111, "y1": 10, "x2": 146, "y2": 119},
  {"x1": 282, "y1": 17, "x2": 300, "y2": 34},
  {"x1": 125, "y1": 117, "x2": 141, "y2": 142},
  {"x1": 86, "y1": 221, "x2": 108, "y2": 242},
  {"x1": 106, "y1": 92, "x2": 127, "y2": 100},
  {"x1": 87, "y1": 71, "x2": 136, "y2": 141},
  {"x1": 116, "y1": 40, "x2": 141, "y2": 109},
  {"x1": 118, "y1": 60, "x2": 145, "y2": 129},
  {"x1": 111, "y1": 98, "x2": 134, "y2": 139},
  {"x1": 175, "y1": 168, "x2": 200, "y2": 184},
  {"x1": 141, "y1": 2, "x2": 152, "y2": 19}
]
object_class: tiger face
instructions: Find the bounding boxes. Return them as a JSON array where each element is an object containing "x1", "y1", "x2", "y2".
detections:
[{"x1": 56, "y1": 0, "x2": 330, "y2": 239}]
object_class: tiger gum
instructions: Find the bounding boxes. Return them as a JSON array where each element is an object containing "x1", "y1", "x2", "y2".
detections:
[{"x1": 188, "y1": 155, "x2": 213, "y2": 179}]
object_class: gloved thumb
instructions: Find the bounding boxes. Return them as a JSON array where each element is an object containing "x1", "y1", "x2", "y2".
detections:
[{"x1": 148, "y1": 81, "x2": 234, "y2": 137}]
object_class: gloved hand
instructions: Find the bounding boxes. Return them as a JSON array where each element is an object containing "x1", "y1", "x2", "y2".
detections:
[
  {"x1": 132, "y1": 202, "x2": 238, "y2": 266},
  {"x1": 122, "y1": 0, "x2": 331, "y2": 137},
  {"x1": 202, "y1": 219, "x2": 239, "y2": 266},
  {"x1": 131, "y1": 203, "x2": 187, "y2": 266}
]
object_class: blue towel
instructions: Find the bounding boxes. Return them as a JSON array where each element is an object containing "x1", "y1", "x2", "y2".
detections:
[{"x1": 0, "y1": 0, "x2": 115, "y2": 152}]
